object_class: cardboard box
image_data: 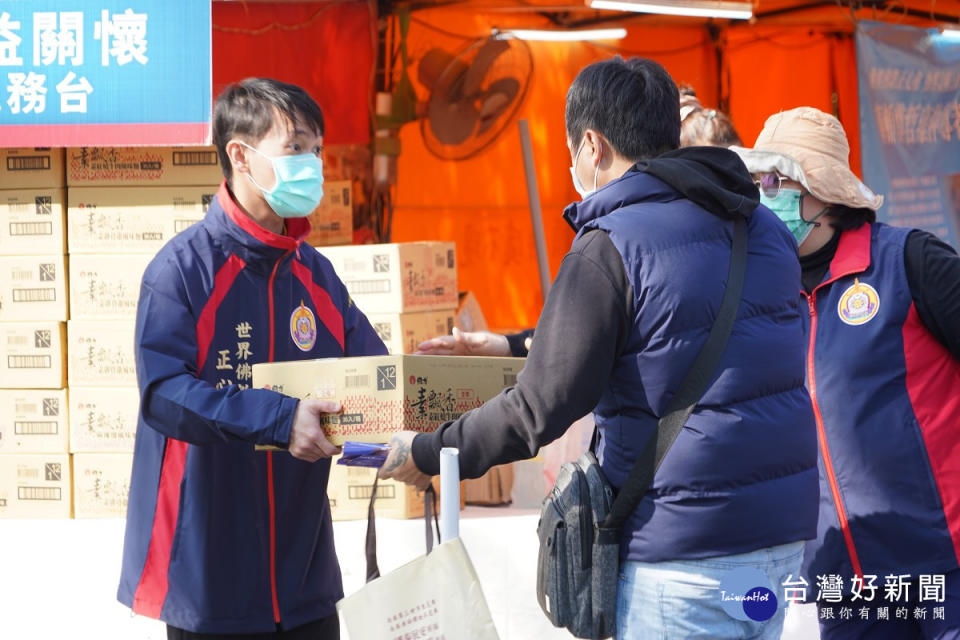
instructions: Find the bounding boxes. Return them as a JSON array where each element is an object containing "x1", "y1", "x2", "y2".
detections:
[
  {"x1": 366, "y1": 310, "x2": 455, "y2": 355},
  {"x1": 318, "y1": 242, "x2": 457, "y2": 313},
  {"x1": 69, "y1": 387, "x2": 138, "y2": 453},
  {"x1": 463, "y1": 464, "x2": 514, "y2": 506},
  {"x1": 69, "y1": 254, "x2": 151, "y2": 320},
  {"x1": 0, "y1": 454, "x2": 71, "y2": 518},
  {"x1": 307, "y1": 180, "x2": 353, "y2": 247},
  {"x1": 67, "y1": 186, "x2": 218, "y2": 253},
  {"x1": 0, "y1": 148, "x2": 65, "y2": 189},
  {"x1": 0, "y1": 189, "x2": 66, "y2": 255},
  {"x1": 252, "y1": 354, "x2": 524, "y2": 445},
  {"x1": 67, "y1": 320, "x2": 136, "y2": 387},
  {"x1": 67, "y1": 147, "x2": 222, "y2": 187},
  {"x1": 73, "y1": 453, "x2": 133, "y2": 518},
  {"x1": 0, "y1": 322, "x2": 67, "y2": 389},
  {"x1": 455, "y1": 291, "x2": 488, "y2": 333},
  {"x1": 0, "y1": 255, "x2": 67, "y2": 322},
  {"x1": 328, "y1": 458, "x2": 461, "y2": 521},
  {"x1": 0, "y1": 389, "x2": 68, "y2": 453}
]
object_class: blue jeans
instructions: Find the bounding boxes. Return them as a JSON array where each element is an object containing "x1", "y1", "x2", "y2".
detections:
[{"x1": 616, "y1": 541, "x2": 805, "y2": 640}]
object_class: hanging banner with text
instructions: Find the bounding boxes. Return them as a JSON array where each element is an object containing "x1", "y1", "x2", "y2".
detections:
[
  {"x1": 857, "y1": 20, "x2": 960, "y2": 247},
  {"x1": 0, "y1": 1, "x2": 211, "y2": 146}
]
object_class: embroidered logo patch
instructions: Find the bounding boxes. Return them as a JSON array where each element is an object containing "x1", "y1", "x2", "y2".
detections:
[
  {"x1": 290, "y1": 301, "x2": 317, "y2": 352},
  {"x1": 837, "y1": 279, "x2": 880, "y2": 326}
]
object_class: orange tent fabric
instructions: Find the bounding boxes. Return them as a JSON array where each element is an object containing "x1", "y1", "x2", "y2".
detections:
[
  {"x1": 392, "y1": 9, "x2": 716, "y2": 329},
  {"x1": 209, "y1": 2, "x2": 937, "y2": 331}
]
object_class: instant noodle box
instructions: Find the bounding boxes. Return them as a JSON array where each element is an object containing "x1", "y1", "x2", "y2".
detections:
[{"x1": 252, "y1": 355, "x2": 525, "y2": 446}]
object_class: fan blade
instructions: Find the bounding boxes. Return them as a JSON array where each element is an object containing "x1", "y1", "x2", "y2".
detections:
[
  {"x1": 418, "y1": 48, "x2": 467, "y2": 94},
  {"x1": 462, "y1": 38, "x2": 509, "y2": 97},
  {"x1": 476, "y1": 77, "x2": 520, "y2": 135},
  {"x1": 427, "y1": 96, "x2": 480, "y2": 146}
]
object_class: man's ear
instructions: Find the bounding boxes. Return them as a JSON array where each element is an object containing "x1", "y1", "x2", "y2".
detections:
[
  {"x1": 226, "y1": 140, "x2": 249, "y2": 176},
  {"x1": 582, "y1": 129, "x2": 604, "y2": 164}
]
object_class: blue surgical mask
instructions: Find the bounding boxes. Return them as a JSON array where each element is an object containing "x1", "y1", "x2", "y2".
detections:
[
  {"x1": 760, "y1": 188, "x2": 827, "y2": 247},
  {"x1": 570, "y1": 138, "x2": 600, "y2": 199},
  {"x1": 241, "y1": 141, "x2": 324, "y2": 218}
]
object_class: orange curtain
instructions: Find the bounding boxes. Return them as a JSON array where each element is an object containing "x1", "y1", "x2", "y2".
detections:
[{"x1": 392, "y1": 10, "x2": 715, "y2": 329}]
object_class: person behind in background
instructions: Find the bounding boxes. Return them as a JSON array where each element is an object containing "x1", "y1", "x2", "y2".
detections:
[
  {"x1": 734, "y1": 106, "x2": 960, "y2": 640},
  {"x1": 384, "y1": 56, "x2": 819, "y2": 639},
  {"x1": 678, "y1": 84, "x2": 742, "y2": 148},
  {"x1": 117, "y1": 78, "x2": 387, "y2": 640}
]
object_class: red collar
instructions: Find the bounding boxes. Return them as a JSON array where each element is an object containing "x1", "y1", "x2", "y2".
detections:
[
  {"x1": 217, "y1": 182, "x2": 311, "y2": 250},
  {"x1": 813, "y1": 224, "x2": 872, "y2": 294}
]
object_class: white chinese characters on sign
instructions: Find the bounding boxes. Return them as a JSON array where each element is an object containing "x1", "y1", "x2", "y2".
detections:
[
  {"x1": 95, "y1": 9, "x2": 148, "y2": 66},
  {"x1": 33, "y1": 12, "x2": 83, "y2": 66},
  {"x1": 1, "y1": 8, "x2": 148, "y2": 117},
  {"x1": 56, "y1": 71, "x2": 92, "y2": 113},
  {"x1": 7, "y1": 71, "x2": 46, "y2": 113},
  {"x1": 0, "y1": 13, "x2": 23, "y2": 66}
]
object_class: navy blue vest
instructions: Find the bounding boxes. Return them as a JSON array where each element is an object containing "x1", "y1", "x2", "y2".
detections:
[{"x1": 565, "y1": 170, "x2": 819, "y2": 562}]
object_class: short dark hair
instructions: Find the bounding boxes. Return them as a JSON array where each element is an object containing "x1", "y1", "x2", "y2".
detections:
[
  {"x1": 565, "y1": 57, "x2": 680, "y2": 162},
  {"x1": 828, "y1": 205, "x2": 876, "y2": 230},
  {"x1": 680, "y1": 108, "x2": 742, "y2": 148},
  {"x1": 212, "y1": 78, "x2": 325, "y2": 184}
]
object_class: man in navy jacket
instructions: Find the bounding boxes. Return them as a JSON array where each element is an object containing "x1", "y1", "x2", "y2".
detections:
[
  {"x1": 117, "y1": 78, "x2": 386, "y2": 639},
  {"x1": 382, "y1": 57, "x2": 819, "y2": 639}
]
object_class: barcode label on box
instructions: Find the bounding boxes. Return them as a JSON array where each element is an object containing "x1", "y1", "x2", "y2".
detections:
[
  {"x1": 13, "y1": 288, "x2": 56, "y2": 302},
  {"x1": 8, "y1": 355, "x2": 52, "y2": 369},
  {"x1": 18, "y1": 486, "x2": 61, "y2": 501},
  {"x1": 348, "y1": 484, "x2": 396, "y2": 500},
  {"x1": 6, "y1": 335, "x2": 28, "y2": 347},
  {"x1": 347, "y1": 280, "x2": 391, "y2": 295},
  {"x1": 7, "y1": 156, "x2": 50, "y2": 171},
  {"x1": 344, "y1": 375, "x2": 370, "y2": 389},
  {"x1": 17, "y1": 467, "x2": 39, "y2": 479},
  {"x1": 10, "y1": 222, "x2": 53, "y2": 236},
  {"x1": 174, "y1": 219, "x2": 199, "y2": 233},
  {"x1": 14, "y1": 421, "x2": 58, "y2": 435},
  {"x1": 504, "y1": 374, "x2": 517, "y2": 386},
  {"x1": 172, "y1": 150, "x2": 217, "y2": 166}
]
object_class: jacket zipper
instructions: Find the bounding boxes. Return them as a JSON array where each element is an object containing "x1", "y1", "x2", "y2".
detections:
[
  {"x1": 806, "y1": 293, "x2": 864, "y2": 579},
  {"x1": 266, "y1": 251, "x2": 292, "y2": 624}
]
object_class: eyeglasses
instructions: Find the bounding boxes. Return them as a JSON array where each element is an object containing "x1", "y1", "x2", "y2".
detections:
[{"x1": 755, "y1": 173, "x2": 788, "y2": 198}]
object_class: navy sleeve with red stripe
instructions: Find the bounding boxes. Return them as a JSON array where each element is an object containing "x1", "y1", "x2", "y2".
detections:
[
  {"x1": 904, "y1": 230, "x2": 960, "y2": 361},
  {"x1": 135, "y1": 257, "x2": 299, "y2": 447}
]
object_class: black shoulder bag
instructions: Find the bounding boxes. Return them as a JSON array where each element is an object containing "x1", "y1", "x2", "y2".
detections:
[{"x1": 535, "y1": 216, "x2": 749, "y2": 639}]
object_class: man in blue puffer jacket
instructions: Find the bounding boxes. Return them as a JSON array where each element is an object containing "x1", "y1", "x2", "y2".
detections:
[
  {"x1": 381, "y1": 57, "x2": 819, "y2": 639},
  {"x1": 117, "y1": 78, "x2": 386, "y2": 639}
]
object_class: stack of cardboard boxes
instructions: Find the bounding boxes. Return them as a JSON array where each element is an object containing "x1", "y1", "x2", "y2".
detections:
[
  {"x1": 0, "y1": 146, "x2": 361, "y2": 520},
  {"x1": 0, "y1": 148, "x2": 72, "y2": 518},
  {"x1": 316, "y1": 242, "x2": 463, "y2": 519},
  {"x1": 64, "y1": 146, "x2": 224, "y2": 518}
]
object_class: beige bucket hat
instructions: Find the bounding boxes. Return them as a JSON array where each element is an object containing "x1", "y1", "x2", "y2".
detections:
[{"x1": 732, "y1": 107, "x2": 884, "y2": 211}]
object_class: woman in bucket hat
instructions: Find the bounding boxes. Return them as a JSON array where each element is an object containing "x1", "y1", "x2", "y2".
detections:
[{"x1": 735, "y1": 107, "x2": 960, "y2": 640}]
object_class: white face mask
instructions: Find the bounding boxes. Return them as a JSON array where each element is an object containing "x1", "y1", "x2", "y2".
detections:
[{"x1": 570, "y1": 138, "x2": 601, "y2": 199}]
